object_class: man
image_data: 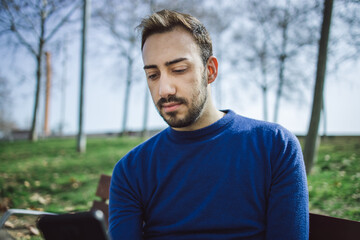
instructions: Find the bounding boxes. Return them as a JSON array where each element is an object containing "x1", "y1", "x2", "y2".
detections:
[{"x1": 109, "y1": 9, "x2": 309, "y2": 240}]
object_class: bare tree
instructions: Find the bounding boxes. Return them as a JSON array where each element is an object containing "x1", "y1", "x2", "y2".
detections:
[
  {"x1": 241, "y1": 6, "x2": 277, "y2": 121},
  {"x1": 245, "y1": 0, "x2": 320, "y2": 122},
  {"x1": 92, "y1": 0, "x2": 147, "y2": 136},
  {"x1": 0, "y1": 0, "x2": 81, "y2": 141},
  {"x1": 328, "y1": 0, "x2": 360, "y2": 71},
  {"x1": 77, "y1": 0, "x2": 90, "y2": 153},
  {"x1": 303, "y1": 0, "x2": 335, "y2": 174}
]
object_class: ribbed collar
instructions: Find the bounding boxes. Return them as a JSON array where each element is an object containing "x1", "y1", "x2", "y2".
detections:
[{"x1": 166, "y1": 110, "x2": 235, "y2": 144}]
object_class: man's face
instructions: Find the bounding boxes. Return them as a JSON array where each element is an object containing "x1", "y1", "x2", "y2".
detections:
[{"x1": 142, "y1": 27, "x2": 209, "y2": 129}]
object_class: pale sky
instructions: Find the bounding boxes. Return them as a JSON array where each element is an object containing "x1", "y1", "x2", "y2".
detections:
[
  {"x1": 1, "y1": 2, "x2": 359, "y2": 137},
  {"x1": 2, "y1": 44, "x2": 359, "y2": 137}
]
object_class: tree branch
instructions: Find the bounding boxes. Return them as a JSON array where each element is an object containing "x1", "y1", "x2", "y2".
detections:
[
  {"x1": 45, "y1": 2, "x2": 81, "y2": 42},
  {"x1": 11, "y1": 24, "x2": 37, "y2": 56}
]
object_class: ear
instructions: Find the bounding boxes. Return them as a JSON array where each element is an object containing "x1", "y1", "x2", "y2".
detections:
[{"x1": 206, "y1": 56, "x2": 218, "y2": 84}]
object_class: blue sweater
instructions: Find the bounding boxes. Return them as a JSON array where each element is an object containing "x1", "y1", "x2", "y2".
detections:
[{"x1": 109, "y1": 110, "x2": 309, "y2": 240}]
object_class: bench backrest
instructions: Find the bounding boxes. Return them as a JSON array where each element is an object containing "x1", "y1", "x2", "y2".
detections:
[
  {"x1": 309, "y1": 213, "x2": 360, "y2": 240},
  {"x1": 91, "y1": 174, "x2": 111, "y2": 227}
]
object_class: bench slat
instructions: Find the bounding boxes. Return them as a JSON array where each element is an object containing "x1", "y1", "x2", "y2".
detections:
[
  {"x1": 95, "y1": 174, "x2": 111, "y2": 200},
  {"x1": 309, "y1": 213, "x2": 360, "y2": 240}
]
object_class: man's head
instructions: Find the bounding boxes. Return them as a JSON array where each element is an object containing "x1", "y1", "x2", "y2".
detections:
[
  {"x1": 138, "y1": 9, "x2": 213, "y2": 66},
  {"x1": 139, "y1": 10, "x2": 219, "y2": 131}
]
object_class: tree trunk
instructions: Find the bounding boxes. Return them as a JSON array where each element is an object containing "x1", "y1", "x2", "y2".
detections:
[
  {"x1": 44, "y1": 52, "x2": 52, "y2": 137},
  {"x1": 262, "y1": 86, "x2": 268, "y2": 121},
  {"x1": 273, "y1": 10, "x2": 289, "y2": 123},
  {"x1": 29, "y1": 52, "x2": 42, "y2": 142},
  {"x1": 273, "y1": 56, "x2": 285, "y2": 123},
  {"x1": 29, "y1": 11, "x2": 45, "y2": 142},
  {"x1": 121, "y1": 57, "x2": 133, "y2": 136},
  {"x1": 260, "y1": 41, "x2": 268, "y2": 121},
  {"x1": 77, "y1": 0, "x2": 90, "y2": 153},
  {"x1": 304, "y1": 0, "x2": 334, "y2": 174}
]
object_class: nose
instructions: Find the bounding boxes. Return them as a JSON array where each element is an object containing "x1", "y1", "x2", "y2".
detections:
[{"x1": 158, "y1": 74, "x2": 176, "y2": 98}]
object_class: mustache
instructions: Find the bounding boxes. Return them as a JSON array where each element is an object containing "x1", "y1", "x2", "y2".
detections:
[{"x1": 157, "y1": 95, "x2": 188, "y2": 109}]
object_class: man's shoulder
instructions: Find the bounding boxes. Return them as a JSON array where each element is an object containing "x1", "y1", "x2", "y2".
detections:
[{"x1": 229, "y1": 110, "x2": 298, "y2": 144}]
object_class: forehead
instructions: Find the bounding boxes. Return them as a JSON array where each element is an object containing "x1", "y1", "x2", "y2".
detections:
[{"x1": 142, "y1": 27, "x2": 202, "y2": 67}]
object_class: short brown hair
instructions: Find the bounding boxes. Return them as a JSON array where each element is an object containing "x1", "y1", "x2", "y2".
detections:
[{"x1": 138, "y1": 9, "x2": 213, "y2": 66}]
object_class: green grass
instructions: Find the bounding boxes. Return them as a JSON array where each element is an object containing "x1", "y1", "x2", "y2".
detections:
[
  {"x1": 0, "y1": 136, "x2": 359, "y2": 221},
  {"x1": 0, "y1": 137, "x2": 143, "y2": 213},
  {"x1": 306, "y1": 136, "x2": 360, "y2": 221}
]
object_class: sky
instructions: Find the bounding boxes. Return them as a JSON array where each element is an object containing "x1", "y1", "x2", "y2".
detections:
[
  {"x1": 2, "y1": 42, "x2": 359, "y2": 137},
  {"x1": 1, "y1": 2, "x2": 360, "y2": 138}
]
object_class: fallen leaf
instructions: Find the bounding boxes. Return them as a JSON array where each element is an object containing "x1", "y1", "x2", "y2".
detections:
[
  {"x1": 24, "y1": 181, "x2": 30, "y2": 188},
  {"x1": 28, "y1": 226, "x2": 40, "y2": 236},
  {"x1": 4, "y1": 221, "x2": 15, "y2": 229},
  {"x1": 29, "y1": 193, "x2": 51, "y2": 205}
]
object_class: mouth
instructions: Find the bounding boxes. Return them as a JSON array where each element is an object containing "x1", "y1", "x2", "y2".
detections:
[{"x1": 161, "y1": 102, "x2": 182, "y2": 113}]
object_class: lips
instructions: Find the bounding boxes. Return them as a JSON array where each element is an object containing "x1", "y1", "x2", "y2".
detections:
[
  {"x1": 161, "y1": 102, "x2": 182, "y2": 113},
  {"x1": 157, "y1": 96, "x2": 187, "y2": 113}
]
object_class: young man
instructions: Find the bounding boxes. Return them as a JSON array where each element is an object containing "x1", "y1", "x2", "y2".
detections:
[{"x1": 109, "y1": 10, "x2": 309, "y2": 240}]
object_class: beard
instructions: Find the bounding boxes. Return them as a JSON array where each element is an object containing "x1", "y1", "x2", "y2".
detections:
[{"x1": 156, "y1": 72, "x2": 208, "y2": 129}]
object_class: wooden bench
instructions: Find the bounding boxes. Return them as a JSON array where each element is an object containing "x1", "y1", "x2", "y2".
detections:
[
  {"x1": 309, "y1": 213, "x2": 360, "y2": 240},
  {"x1": 90, "y1": 174, "x2": 111, "y2": 227}
]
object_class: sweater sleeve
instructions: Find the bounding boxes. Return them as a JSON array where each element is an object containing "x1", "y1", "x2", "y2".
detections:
[
  {"x1": 265, "y1": 128, "x2": 309, "y2": 240},
  {"x1": 109, "y1": 157, "x2": 143, "y2": 240}
]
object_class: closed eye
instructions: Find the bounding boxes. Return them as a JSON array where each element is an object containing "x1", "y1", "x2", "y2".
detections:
[{"x1": 173, "y1": 68, "x2": 186, "y2": 73}]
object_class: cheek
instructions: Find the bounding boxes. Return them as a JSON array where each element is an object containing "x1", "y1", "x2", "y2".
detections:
[{"x1": 147, "y1": 82, "x2": 159, "y2": 102}]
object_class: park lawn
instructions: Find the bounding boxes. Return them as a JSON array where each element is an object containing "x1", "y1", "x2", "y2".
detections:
[
  {"x1": 0, "y1": 137, "x2": 143, "y2": 213},
  {"x1": 306, "y1": 136, "x2": 360, "y2": 221},
  {"x1": 0, "y1": 136, "x2": 359, "y2": 221}
]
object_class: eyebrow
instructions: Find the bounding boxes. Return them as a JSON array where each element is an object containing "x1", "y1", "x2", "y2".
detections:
[
  {"x1": 143, "y1": 57, "x2": 188, "y2": 70},
  {"x1": 165, "y1": 57, "x2": 188, "y2": 66}
]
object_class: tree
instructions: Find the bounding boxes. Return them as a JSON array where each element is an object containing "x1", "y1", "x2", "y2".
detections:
[
  {"x1": 92, "y1": 0, "x2": 148, "y2": 136},
  {"x1": 328, "y1": 0, "x2": 360, "y2": 71},
  {"x1": 303, "y1": 0, "x2": 334, "y2": 174},
  {"x1": 241, "y1": 5, "x2": 276, "y2": 121},
  {"x1": 244, "y1": 0, "x2": 320, "y2": 122},
  {"x1": 0, "y1": 0, "x2": 81, "y2": 141},
  {"x1": 77, "y1": 0, "x2": 90, "y2": 153}
]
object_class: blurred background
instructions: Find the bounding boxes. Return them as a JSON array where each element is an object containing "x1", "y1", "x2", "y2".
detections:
[
  {"x1": 0, "y1": 0, "x2": 359, "y2": 141},
  {"x1": 1, "y1": 1, "x2": 360, "y2": 238}
]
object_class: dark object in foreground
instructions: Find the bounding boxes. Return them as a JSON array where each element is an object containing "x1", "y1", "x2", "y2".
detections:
[
  {"x1": 37, "y1": 210, "x2": 110, "y2": 240},
  {"x1": 310, "y1": 213, "x2": 360, "y2": 240}
]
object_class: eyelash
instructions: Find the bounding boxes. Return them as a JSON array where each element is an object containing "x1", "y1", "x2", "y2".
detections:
[
  {"x1": 173, "y1": 69, "x2": 186, "y2": 73},
  {"x1": 148, "y1": 73, "x2": 159, "y2": 80},
  {"x1": 147, "y1": 68, "x2": 187, "y2": 80}
]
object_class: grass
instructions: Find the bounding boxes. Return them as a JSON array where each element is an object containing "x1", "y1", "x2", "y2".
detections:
[
  {"x1": 0, "y1": 137, "x2": 143, "y2": 213},
  {"x1": 0, "y1": 135, "x2": 359, "y2": 222},
  {"x1": 306, "y1": 136, "x2": 360, "y2": 221}
]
